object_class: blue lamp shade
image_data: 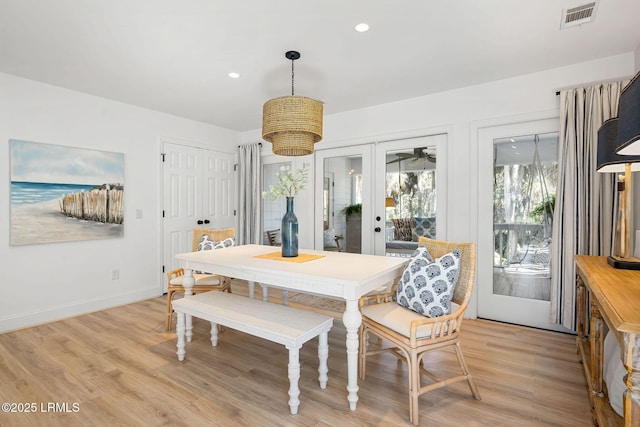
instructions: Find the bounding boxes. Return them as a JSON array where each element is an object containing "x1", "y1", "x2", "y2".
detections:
[
  {"x1": 616, "y1": 71, "x2": 640, "y2": 155},
  {"x1": 597, "y1": 117, "x2": 640, "y2": 173}
]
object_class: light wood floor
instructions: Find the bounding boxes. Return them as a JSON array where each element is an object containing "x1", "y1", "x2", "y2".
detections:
[{"x1": 0, "y1": 282, "x2": 592, "y2": 426}]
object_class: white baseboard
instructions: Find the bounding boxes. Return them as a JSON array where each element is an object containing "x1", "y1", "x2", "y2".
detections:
[{"x1": 0, "y1": 288, "x2": 162, "y2": 333}]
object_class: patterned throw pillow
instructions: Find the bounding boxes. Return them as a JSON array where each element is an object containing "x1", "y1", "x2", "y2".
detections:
[
  {"x1": 195, "y1": 235, "x2": 235, "y2": 273},
  {"x1": 197, "y1": 234, "x2": 235, "y2": 251},
  {"x1": 396, "y1": 245, "x2": 461, "y2": 317},
  {"x1": 412, "y1": 217, "x2": 436, "y2": 241}
]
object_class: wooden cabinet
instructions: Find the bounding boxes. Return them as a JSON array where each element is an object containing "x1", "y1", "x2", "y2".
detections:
[{"x1": 575, "y1": 255, "x2": 640, "y2": 427}]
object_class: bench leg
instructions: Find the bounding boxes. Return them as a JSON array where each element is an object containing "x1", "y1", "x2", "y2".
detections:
[
  {"x1": 318, "y1": 331, "x2": 329, "y2": 389},
  {"x1": 261, "y1": 284, "x2": 269, "y2": 301},
  {"x1": 247, "y1": 280, "x2": 255, "y2": 299},
  {"x1": 286, "y1": 344, "x2": 302, "y2": 415},
  {"x1": 176, "y1": 312, "x2": 186, "y2": 361},
  {"x1": 281, "y1": 290, "x2": 288, "y2": 305},
  {"x1": 210, "y1": 322, "x2": 219, "y2": 346}
]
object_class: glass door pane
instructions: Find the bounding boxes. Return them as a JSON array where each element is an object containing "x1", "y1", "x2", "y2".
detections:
[
  {"x1": 324, "y1": 156, "x2": 363, "y2": 253},
  {"x1": 492, "y1": 133, "x2": 557, "y2": 301},
  {"x1": 375, "y1": 134, "x2": 447, "y2": 257},
  {"x1": 314, "y1": 145, "x2": 373, "y2": 254},
  {"x1": 384, "y1": 147, "x2": 437, "y2": 256}
]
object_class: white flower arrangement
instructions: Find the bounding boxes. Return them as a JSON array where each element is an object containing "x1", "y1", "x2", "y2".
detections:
[{"x1": 262, "y1": 166, "x2": 309, "y2": 201}]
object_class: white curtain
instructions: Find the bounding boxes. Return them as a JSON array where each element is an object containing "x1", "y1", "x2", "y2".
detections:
[
  {"x1": 237, "y1": 143, "x2": 262, "y2": 245},
  {"x1": 550, "y1": 81, "x2": 627, "y2": 329}
]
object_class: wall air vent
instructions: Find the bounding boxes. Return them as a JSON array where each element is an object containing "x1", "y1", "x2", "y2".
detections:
[{"x1": 560, "y1": 2, "x2": 597, "y2": 29}]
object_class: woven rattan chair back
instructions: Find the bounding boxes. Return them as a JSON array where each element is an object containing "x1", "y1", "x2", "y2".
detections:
[{"x1": 165, "y1": 227, "x2": 235, "y2": 331}]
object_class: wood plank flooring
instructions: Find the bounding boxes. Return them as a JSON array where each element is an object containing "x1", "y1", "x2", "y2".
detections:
[{"x1": 0, "y1": 282, "x2": 592, "y2": 426}]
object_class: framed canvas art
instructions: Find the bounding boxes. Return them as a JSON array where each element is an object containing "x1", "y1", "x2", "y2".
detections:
[{"x1": 9, "y1": 139, "x2": 125, "y2": 245}]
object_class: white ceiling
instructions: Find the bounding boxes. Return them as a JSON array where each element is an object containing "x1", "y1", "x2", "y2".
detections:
[{"x1": 0, "y1": 1, "x2": 638, "y2": 132}]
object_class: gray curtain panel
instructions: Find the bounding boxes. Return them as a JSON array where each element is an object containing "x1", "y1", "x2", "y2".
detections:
[
  {"x1": 550, "y1": 80, "x2": 627, "y2": 330},
  {"x1": 237, "y1": 143, "x2": 262, "y2": 245}
]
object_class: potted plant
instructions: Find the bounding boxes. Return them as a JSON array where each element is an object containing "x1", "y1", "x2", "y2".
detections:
[{"x1": 342, "y1": 203, "x2": 362, "y2": 217}]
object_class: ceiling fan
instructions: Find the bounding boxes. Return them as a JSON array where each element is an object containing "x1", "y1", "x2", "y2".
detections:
[{"x1": 386, "y1": 147, "x2": 436, "y2": 165}]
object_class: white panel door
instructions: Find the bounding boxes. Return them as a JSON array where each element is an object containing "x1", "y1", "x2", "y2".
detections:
[
  {"x1": 202, "y1": 149, "x2": 235, "y2": 228},
  {"x1": 162, "y1": 142, "x2": 235, "y2": 291}
]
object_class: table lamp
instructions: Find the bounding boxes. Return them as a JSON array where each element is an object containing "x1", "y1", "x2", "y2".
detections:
[
  {"x1": 596, "y1": 116, "x2": 640, "y2": 269},
  {"x1": 616, "y1": 71, "x2": 640, "y2": 156}
]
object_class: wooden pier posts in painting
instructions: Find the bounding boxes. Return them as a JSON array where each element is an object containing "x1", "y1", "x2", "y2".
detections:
[{"x1": 59, "y1": 184, "x2": 124, "y2": 224}]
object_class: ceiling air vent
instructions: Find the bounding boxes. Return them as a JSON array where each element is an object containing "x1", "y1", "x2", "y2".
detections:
[{"x1": 560, "y1": 2, "x2": 597, "y2": 29}]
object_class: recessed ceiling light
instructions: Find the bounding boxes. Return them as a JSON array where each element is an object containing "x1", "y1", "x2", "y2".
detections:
[
  {"x1": 354, "y1": 23, "x2": 369, "y2": 32},
  {"x1": 228, "y1": 72, "x2": 240, "y2": 79}
]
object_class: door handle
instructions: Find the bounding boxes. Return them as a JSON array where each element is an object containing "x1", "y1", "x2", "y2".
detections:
[
  {"x1": 204, "y1": 219, "x2": 210, "y2": 224},
  {"x1": 197, "y1": 220, "x2": 204, "y2": 225},
  {"x1": 374, "y1": 227, "x2": 381, "y2": 232}
]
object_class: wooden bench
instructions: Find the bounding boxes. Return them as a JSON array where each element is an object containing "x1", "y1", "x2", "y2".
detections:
[{"x1": 172, "y1": 291, "x2": 333, "y2": 415}]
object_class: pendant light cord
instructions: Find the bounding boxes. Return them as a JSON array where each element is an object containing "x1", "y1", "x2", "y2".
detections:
[{"x1": 291, "y1": 58, "x2": 295, "y2": 96}]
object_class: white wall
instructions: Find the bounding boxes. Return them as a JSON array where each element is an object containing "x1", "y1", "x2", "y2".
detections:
[
  {"x1": 244, "y1": 52, "x2": 636, "y2": 317},
  {"x1": 2, "y1": 52, "x2": 635, "y2": 331},
  {"x1": 0, "y1": 72, "x2": 238, "y2": 332}
]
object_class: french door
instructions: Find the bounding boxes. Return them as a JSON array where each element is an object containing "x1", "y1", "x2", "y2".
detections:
[
  {"x1": 477, "y1": 119, "x2": 568, "y2": 331},
  {"x1": 314, "y1": 134, "x2": 447, "y2": 256},
  {"x1": 161, "y1": 142, "x2": 235, "y2": 291}
]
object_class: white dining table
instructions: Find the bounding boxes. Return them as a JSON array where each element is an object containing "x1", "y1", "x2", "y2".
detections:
[{"x1": 176, "y1": 244, "x2": 407, "y2": 410}]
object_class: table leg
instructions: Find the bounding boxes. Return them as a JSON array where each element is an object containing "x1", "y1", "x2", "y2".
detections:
[
  {"x1": 590, "y1": 300, "x2": 605, "y2": 397},
  {"x1": 182, "y1": 269, "x2": 195, "y2": 342},
  {"x1": 261, "y1": 284, "x2": 269, "y2": 301},
  {"x1": 343, "y1": 298, "x2": 362, "y2": 410}
]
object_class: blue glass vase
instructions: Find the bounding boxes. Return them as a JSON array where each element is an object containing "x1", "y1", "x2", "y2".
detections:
[{"x1": 281, "y1": 196, "x2": 298, "y2": 257}]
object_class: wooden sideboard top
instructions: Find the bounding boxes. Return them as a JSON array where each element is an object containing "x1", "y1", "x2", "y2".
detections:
[{"x1": 575, "y1": 255, "x2": 640, "y2": 335}]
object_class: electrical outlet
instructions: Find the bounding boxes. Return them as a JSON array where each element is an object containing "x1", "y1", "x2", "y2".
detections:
[{"x1": 111, "y1": 269, "x2": 120, "y2": 280}]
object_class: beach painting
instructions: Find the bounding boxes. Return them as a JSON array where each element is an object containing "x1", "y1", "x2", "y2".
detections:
[{"x1": 10, "y1": 139, "x2": 125, "y2": 245}]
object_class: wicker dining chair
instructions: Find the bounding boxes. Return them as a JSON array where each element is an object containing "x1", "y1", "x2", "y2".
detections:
[
  {"x1": 165, "y1": 227, "x2": 235, "y2": 331},
  {"x1": 358, "y1": 237, "x2": 481, "y2": 425}
]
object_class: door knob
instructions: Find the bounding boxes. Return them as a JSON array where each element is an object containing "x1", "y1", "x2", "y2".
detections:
[
  {"x1": 204, "y1": 219, "x2": 210, "y2": 224},
  {"x1": 374, "y1": 227, "x2": 381, "y2": 232},
  {"x1": 376, "y1": 216, "x2": 381, "y2": 221},
  {"x1": 197, "y1": 220, "x2": 204, "y2": 225}
]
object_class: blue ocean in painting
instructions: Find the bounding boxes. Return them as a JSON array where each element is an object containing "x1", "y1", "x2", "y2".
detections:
[{"x1": 11, "y1": 181, "x2": 96, "y2": 205}]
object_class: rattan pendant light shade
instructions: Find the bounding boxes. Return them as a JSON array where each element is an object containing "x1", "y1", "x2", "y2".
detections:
[{"x1": 262, "y1": 51, "x2": 323, "y2": 156}]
